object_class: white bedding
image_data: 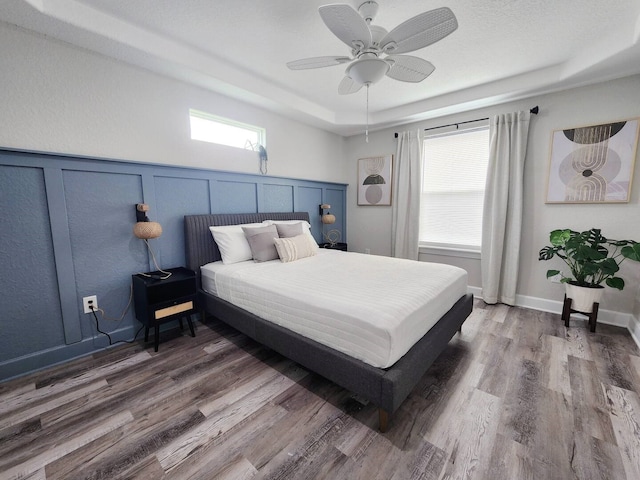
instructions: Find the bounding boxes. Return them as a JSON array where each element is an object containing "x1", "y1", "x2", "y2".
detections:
[{"x1": 201, "y1": 250, "x2": 467, "y2": 368}]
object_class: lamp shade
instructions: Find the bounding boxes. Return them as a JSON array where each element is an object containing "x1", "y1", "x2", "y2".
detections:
[
  {"x1": 322, "y1": 213, "x2": 336, "y2": 225},
  {"x1": 133, "y1": 221, "x2": 162, "y2": 239}
]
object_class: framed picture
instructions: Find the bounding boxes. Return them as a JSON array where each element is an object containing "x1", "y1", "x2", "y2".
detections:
[
  {"x1": 357, "y1": 155, "x2": 393, "y2": 206},
  {"x1": 546, "y1": 118, "x2": 640, "y2": 203}
]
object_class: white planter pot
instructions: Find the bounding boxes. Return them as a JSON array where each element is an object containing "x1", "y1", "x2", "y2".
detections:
[{"x1": 565, "y1": 283, "x2": 604, "y2": 313}]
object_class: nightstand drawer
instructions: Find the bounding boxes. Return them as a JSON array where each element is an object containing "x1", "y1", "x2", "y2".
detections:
[{"x1": 155, "y1": 300, "x2": 194, "y2": 320}]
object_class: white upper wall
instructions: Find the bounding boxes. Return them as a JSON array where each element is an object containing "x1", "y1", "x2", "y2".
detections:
[
  {"x1": 0, "y1": 23, "x2": 347, "y2": 184},
  {"x1": 345, "y1": 74, "x2": 640, "y2": 314}
]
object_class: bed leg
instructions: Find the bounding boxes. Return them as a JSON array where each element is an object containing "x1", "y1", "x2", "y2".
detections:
[
  {"x1": 379, "y1": 409, "x2": 389, "y2": 433},
  {"x1": 458, "y1": 325, "x2": 462, "y2": 334}
]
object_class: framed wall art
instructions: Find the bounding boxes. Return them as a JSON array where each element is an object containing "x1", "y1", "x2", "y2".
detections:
[
  {"x1": 546, "y1": 118, "x2": 640, "y2": 203},
  {"x1": 357, "y1": 155, "x2": 393, "y2": 206}
]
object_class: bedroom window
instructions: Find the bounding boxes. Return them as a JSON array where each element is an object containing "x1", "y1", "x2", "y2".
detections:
[
  {"x1": 189, "y1": 109, "x2": 265, "y2": 149},
  {"x1": 419, "y1": 124, "x2": 490, "y2": 252}
]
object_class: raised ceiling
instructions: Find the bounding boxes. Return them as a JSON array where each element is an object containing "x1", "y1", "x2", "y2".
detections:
[{"x1": 2, "y1": 0, "x2": 639, "y2": 136}]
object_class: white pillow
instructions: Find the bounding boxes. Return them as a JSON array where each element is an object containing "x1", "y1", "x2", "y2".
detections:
[
  {"x1": 209, "y1": 223, "x2": 263, "y2": 264},
  {"x1": 274, "y1": 234, "x2": 318, "y2": 263},
  {"x1": 263, "y1": 220, "x2": 319, "y2": 251}
]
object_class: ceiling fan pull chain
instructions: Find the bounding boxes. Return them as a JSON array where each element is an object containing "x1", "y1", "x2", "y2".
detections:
[{"x1": 366, "y1": 84, "x2": 369, "y2": 143}]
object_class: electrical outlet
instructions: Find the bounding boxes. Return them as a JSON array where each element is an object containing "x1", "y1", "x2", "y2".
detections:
[
  {"x1": 83, "y1": 295, "x2": 98, "y2": 314},
  {"x1": 365, "y1": 248, "x2": 371, "y2": 254}
]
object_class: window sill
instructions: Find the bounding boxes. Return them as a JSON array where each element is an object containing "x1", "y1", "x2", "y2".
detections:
[{"x1": 418, "y1": 244, "x2": 481, "y2": 260}]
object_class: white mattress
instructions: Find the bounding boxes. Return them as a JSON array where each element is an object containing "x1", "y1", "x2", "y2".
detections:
[{"x1": 201, "y1": 250, "x2": 467, "y2": 368}]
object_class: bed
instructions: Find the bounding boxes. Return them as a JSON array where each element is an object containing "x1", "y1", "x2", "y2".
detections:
[{"x1": 184, "y1": 212, "x2": 473, "y2": 432}]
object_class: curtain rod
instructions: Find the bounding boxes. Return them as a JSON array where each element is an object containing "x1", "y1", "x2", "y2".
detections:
[{"x1": 394, "y1": 106, "x2": 539, "y2": 138}]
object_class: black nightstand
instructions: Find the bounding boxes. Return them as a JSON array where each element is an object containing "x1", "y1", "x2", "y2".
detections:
[
  {"x1": 319, "y1": 242, "x2": 348, "y2": 251},
  {"x1": 132, "y1": 266, "x2": 197, "y2": 352}
]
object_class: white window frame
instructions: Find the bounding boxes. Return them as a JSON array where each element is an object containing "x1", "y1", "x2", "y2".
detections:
[
  {"x1": 418, "y1": 122, "x2": 489, "y2": 259},
  {"x1": 189, "y1": 109, "x2": 266, "y2": 150}
]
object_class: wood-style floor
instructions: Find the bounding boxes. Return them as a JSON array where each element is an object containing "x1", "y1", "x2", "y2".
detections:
[{"x1": 1, "y1": 300, "x2": 640, "y2": 479}]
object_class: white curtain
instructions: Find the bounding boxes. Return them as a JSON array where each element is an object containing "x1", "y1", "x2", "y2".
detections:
[
  {"x1": 392, "y1": 130, "x2": 422, "y2": 260},
  {"x1": 481, "y1": 111, "x2": 531, "y2": 305}
]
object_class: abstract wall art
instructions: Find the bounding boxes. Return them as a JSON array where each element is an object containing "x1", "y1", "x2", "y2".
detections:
[
  {"x1": 546, "y1": 118, "x2": 640, "y2": 203},
  {"x1": 357, "y1": 155, "x2": 393, "y2": 206}
]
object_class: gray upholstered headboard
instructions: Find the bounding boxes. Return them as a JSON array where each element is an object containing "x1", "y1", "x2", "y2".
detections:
[{"x1": 184, "y1": 212, "x2": 311, "y2": 272}]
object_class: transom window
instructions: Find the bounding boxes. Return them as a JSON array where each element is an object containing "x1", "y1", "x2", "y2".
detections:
[
  {"x1": 189, "y1": 109, "x2": 265, "y2": 150},
  {"x1": 419, "y1": 125, "x2": 490, "y2": 250}
]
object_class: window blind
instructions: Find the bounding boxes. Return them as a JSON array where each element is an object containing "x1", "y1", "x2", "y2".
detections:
[{"x1": 420, "y1": 126, "x2": 490, "y2": 249}]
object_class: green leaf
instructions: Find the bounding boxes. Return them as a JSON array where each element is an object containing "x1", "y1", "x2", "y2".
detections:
[
  {"x1": 576, "y1": 245, "x2": 605, "y2": 261},
  {"x1": 539, "y1": 246, "x2": 558, "y2": 261},
  {"x1": 546, "y1": 270, "x2": 560, "y2": 278},
  {"x1": 609, "y1": 239, "x2": 632, "y2": 247},
  {"x1": 550, "y1": 229, "x2": 571, "y2": 246},
  {"x1": 599, "y1": 257, "x2": 620, "y2": 275},
  {"x1": 621, "y1": 243, "x2": 640, "y2": 262},
  {"x1": 585, "y1": 228, "x2": 606, "y2": 246},
  {"x1": 606, "y1": 277, "x2": 625, "y2": 290}
]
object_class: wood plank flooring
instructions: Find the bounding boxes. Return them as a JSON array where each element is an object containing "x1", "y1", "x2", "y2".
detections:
[{"x1": 1, "y1": 300, "x2": 639, "y2": 479}]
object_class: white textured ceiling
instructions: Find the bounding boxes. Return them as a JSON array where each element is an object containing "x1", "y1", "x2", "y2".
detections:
[{"x1": 2, "y1": 0, "x2": 640, "y2": 136}]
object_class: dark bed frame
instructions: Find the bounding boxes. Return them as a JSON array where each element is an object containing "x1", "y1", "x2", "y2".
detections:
[{"x1": 184, "y1": 212, "x2": 473, "y2": 432}]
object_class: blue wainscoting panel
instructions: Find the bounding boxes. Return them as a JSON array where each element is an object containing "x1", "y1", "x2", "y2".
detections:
[
  {"x1": 262, "y1": 183, "x2": 294, "y2": 213},
  {"x1": 298, "y1": 186, "x2": 324, "y2": 243},
  {"x1": 0, "y1": 165, "x2": 66, "y2": 362},
  {"x1": 0, "y1": 148, "x2": 347, "y2": 381},
  {"x1": 325, "y1": 187, "x2": 347, "y2": 244},
  {"x1": 154, "y1": 176, "x2": 211, "y2": 269},
  {"x1": 212, "y1": 180, "x2": 258, "y2": 213},
  {"x1": 63, "y1": 170, "x2": 144, "y2": 341}
]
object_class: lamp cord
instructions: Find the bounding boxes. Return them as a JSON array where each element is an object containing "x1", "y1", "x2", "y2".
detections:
[
  {"x1": 138, "y1": 239, "x2": 172, "y2": 279},
  {"x1": 90, "y1": 305, "x2": 144, "y2": 346},
  {"x1": 88, "y1": 282, "x2": 143, "y2": 345},
  {"x1": 93, "y1": 283, "x2": 133, "y2": 322}
]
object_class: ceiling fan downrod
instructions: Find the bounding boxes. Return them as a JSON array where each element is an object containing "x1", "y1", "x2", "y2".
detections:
[{"x1": 365, "y1": 84, "x2": 370, "y2": 143}]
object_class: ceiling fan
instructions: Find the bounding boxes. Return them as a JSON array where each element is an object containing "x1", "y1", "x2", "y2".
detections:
[{"x1": 287, "y1": 1, "x2": 458, "y2": 95}]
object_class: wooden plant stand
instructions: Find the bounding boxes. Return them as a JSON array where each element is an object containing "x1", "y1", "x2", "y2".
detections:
[{"x1": 561, "y1": 294, "x2": 599, "y2": 332}]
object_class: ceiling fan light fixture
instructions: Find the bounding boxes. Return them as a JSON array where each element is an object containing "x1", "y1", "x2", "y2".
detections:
[{"x1": 346, "y1": 57, "x2": 389, "y2": 85}]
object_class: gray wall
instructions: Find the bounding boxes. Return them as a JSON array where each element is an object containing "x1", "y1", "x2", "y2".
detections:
[{"x1": 345, "y1": 74, "x2": 640, "y2": 326}]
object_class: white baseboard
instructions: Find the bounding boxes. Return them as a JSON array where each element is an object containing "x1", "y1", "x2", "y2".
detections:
[{"x1": 467, "y1": 286, "x2": 640, "y2": 350}]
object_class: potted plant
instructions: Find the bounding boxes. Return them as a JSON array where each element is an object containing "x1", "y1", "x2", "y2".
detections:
[{"x1": 539, "y1": 228, "x2": 640, "y2": 312}]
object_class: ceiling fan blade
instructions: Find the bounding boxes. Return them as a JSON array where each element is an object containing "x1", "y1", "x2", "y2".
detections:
[
  {"x1": 338, "y1": 75, "x2": 363, "y2": 95},
  {"x1": 287, "y1": 56, "x2": 352, "y2": 70},
  {"x1": 380, "y1": 7, "x2": 458, "y2": 55},
  {"x1": 386, "y1": 55, "x2": 435, "y2": 82},
  {"x1": 319, "y1": 4, "x2": 372, "y2": 50}
]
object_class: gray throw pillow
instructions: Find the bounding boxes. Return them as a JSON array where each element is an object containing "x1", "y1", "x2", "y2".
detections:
[
  {"x1": 275, "y1": 222, "x2": 303, "y2": 238},
  {"x1": 242, "y1": 225, "x2": 279, "y2": 262}
]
